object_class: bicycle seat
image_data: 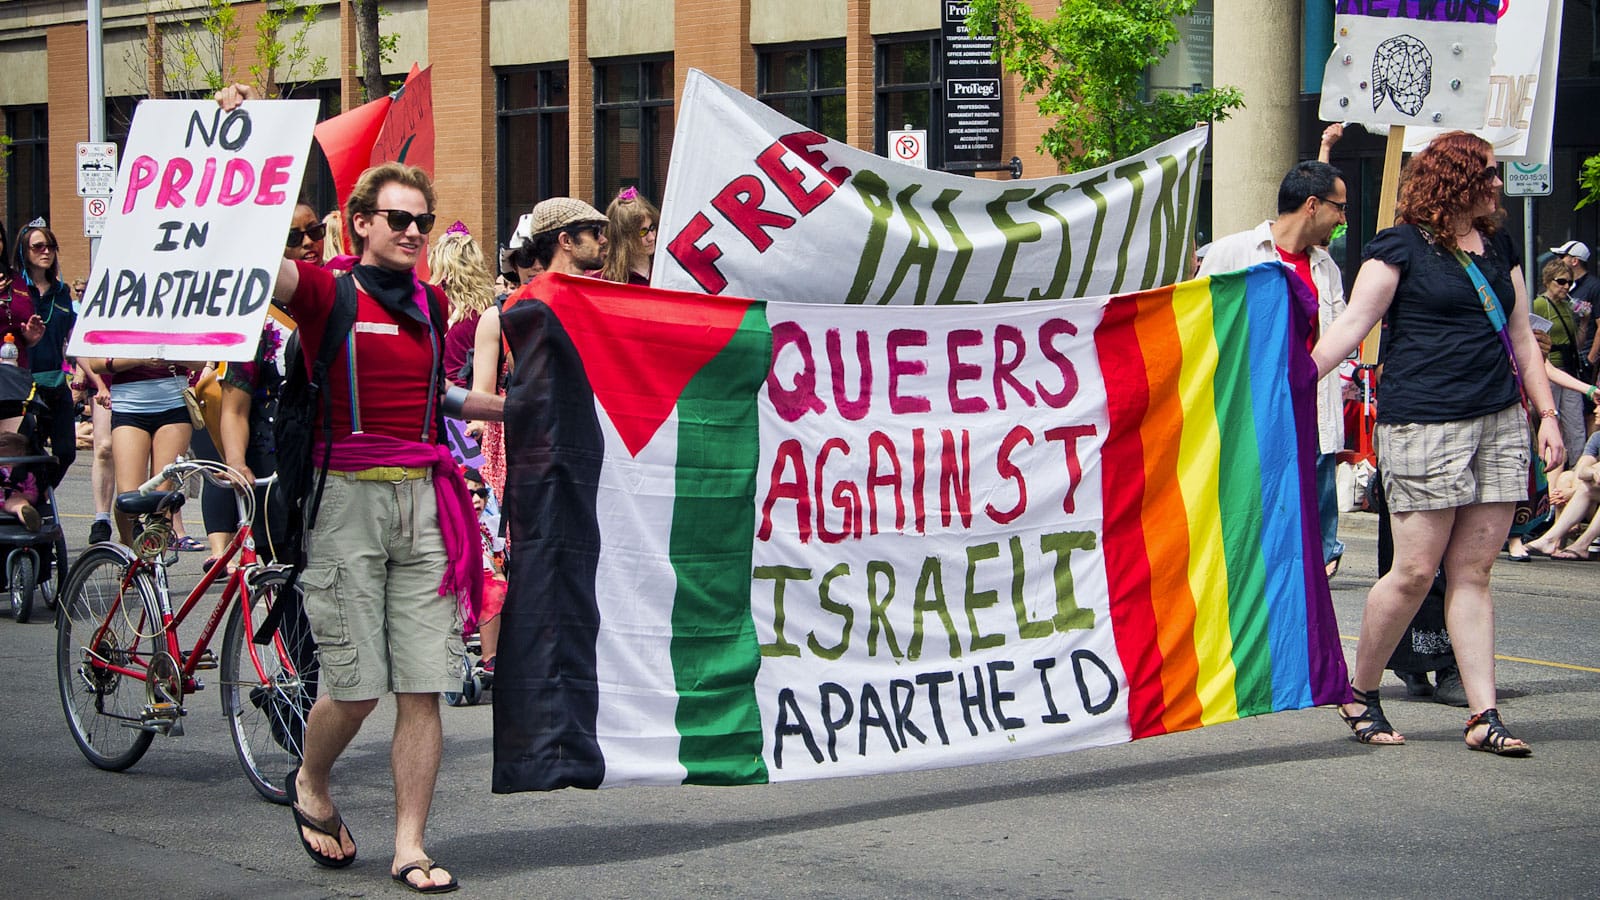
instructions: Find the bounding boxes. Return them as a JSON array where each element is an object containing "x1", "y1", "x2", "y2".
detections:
[{"x1": 114, "y1": 490, "x2": 186, "y2": 516}]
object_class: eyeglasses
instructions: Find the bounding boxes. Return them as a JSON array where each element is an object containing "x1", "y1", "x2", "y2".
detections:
[
  {"x1": 286, "y1": 222, "x2": 327, "y2": 247},
  {"x1": 1316, "y1": 196, "x2": 1348, "y2": 215},
  {"x1": 370, "y1": 209, "x2": 438, "y2": 235},
  {"x1": 639, "y1": 223, "x2": 658, "y2": 238},
  {"x1": 470, "y1": 487, "x2": 489, "y2": 499},
  {"x1": 1483, "y1": 165, "x2": 1502, "y2": 181},
  {"x1": 1554, "y1": 278, "x2": 1573, "y2": 286},
  {"x1": 27, "y1": 242, "x2": 56, "y2": 253},
  {"x1": 565, "y1": 224, "x2": 603, "y2": 241}
]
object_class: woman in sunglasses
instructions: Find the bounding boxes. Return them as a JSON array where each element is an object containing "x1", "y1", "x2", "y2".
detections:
[
  {"x1": 12, "y1": 221, "x2": 75, "y2": 480},
  {"x1": 601, "y1": 187, "x2": 659, "y2": 286},
  {"x1": 287, "y1": 203, "x2": 328, "y2": 264},
  {"x1": 1532, "y1": 258, "x2": 1586, "y2": 464},
  {"x1": 1313, "y1": 131, "x2": 1559, "y2": 756}
]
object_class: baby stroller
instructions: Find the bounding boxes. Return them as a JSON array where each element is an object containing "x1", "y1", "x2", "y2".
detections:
[
  {"x1": 0, "y1": 364, "x2": 67, "y2": 623},
  {"x1": 443, "y1": 630, "x2": 489, "y2": 707}
]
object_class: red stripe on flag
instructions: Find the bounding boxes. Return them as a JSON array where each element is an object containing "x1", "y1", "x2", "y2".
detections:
[{"x1": 1093, "y1": 294, "x2": 1168, "y2": 739}]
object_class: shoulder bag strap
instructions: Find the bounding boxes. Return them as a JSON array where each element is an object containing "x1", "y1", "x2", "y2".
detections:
[{"x1": 1446, "y1": 243, "x2": 1528, "y2": 403}]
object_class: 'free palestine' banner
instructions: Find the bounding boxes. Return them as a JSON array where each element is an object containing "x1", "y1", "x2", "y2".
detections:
[
  {"x1": 490, "y1": 264, "x2": 1350, "y2": 792},
  {"x1": 652, "y1": 69, "x2": 1208, "y2": 305}
]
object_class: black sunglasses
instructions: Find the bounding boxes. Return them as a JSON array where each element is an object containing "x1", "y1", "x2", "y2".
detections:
[
  {"x1": 370, "y1": 209, "x2": 438, "y2": 234},
  {"x1": 470, "y1": 487, "x2": 489, "y2": 499},
  {"x1": 564, "y1": 224, "x2": 603, "y2": 241},
  {"x1": 285, "y1": 222, "x2": 328, "y2": 247},
  {"x1": 1316, "y1": 196, "x2": 1348, "y2": 215},
  {"x1": 27, "y1": 241, "x2": 57, "y2": 253},
  {"x1": 1554, "y1": 278, "x2": 1573, "y2": 286}
]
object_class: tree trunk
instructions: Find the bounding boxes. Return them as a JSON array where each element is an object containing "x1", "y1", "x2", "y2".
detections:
[{"x1": 352, "y1": 0, "x2": 385, "y2": 103}]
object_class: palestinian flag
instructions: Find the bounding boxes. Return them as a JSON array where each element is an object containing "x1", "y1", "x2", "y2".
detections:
[{"x1": 492, "y1": 266, "x2": 1347, "y2": 793}]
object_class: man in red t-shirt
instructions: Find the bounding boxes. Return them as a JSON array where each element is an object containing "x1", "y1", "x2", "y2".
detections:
[
  {"x1": 1198, "y1": 160, "x2": 1349, "y2": 578},
  {"x1": 219, "y1": 82, "x2": 502, "y2": 894}
]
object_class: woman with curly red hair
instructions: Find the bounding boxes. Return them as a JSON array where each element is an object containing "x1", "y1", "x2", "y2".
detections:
[{"x1": 1312, "y1": 131, "x2": 1562, "y2": 756}]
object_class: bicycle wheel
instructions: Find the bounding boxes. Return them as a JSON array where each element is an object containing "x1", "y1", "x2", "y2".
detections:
[
  {"x1": 56, "y1": 545, "x2": 158, "y2": 771},
  {"x1": 221, "y1": 569, "x2": 319, "y2": 804},
  {"x1": 8, "y1": 552, "x2": 35, "y2": 623}
]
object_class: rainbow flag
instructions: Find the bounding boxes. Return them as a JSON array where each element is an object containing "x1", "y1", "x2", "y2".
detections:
[{"x1": 492, "y1": 265, "x2": 1348, "y2": 792}]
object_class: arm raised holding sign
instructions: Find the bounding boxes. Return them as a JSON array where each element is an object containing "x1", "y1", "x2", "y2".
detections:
[{"x1": 214, "y1": 83, "x2": 302, "y2": 307}]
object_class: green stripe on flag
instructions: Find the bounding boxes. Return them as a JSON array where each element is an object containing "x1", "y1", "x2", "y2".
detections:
[
  {"x1": 1205, "y1": 274, "x2": 1274, "y2": 716},
  {"x1": 671, "y1": 304, "x2": 772, "y2": 785}
]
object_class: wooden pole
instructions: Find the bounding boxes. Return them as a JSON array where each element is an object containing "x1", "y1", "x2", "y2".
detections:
[{"x1": 1358, "y1": 125, "x2": 1406, "y2": 365}]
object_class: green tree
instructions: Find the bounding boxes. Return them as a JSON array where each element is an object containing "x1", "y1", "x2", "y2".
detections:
[
  {"x1": 153, "y1": 0, "x2": 326, "y2": 97},
  {"x1": 1577, "y1": 154, "x2": 1600, "y2": 210},
  {"x1": 965, "y1": 0, "x2": 1243, "y2": 173},
  {"x1": 352, "y1": 1, "x2": 402, "y2": 103}
]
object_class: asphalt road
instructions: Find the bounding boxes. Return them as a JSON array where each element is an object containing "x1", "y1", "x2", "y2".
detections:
[{"x1": 0, "y1": 468, "x2": 1596, "y2": 899}]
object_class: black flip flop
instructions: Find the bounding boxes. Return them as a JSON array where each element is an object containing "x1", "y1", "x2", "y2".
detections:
[
  {"x1": 285, "y1": 766, "x2": 356, "y2": 869},
  {"x1": 392, "y1": 858, "x2": 459, "y2": 894}
]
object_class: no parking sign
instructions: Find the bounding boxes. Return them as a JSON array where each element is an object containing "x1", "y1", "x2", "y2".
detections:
[{"x1": 886, "y1": 129, "x2": 926, "y2": 169}]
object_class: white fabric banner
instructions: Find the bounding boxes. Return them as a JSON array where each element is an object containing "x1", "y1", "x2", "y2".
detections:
[{"x1": 653, "y1": 70, "x2": 1208, "y2": 304}]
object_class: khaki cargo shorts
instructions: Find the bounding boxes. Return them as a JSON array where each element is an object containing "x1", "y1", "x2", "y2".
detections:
[{"x1": 300, "y1": 471, "x2": 465, "y2": 701}]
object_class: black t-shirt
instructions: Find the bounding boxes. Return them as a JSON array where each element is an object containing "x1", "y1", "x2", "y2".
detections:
[
  {"x1": 1570, "y1": 271, "x2": 1600, "y2": 361},
  {"x1": 1364, "y1": 223, "x2": 1522, "y2": 424}
]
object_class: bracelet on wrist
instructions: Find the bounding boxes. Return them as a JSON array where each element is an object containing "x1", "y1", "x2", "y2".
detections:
[{"x1": 1538, "y1": 407, "x2": 1559, "y2": 420}]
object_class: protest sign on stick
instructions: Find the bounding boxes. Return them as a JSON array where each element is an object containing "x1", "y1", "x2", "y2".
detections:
[
  {"x1": 1403, "y1": 0, "x2": 1562, "y2": 164},
  {"x1": 68, "y1": 99, "x2": 319, "y2": 362},
  {"x1": 1318, "y1": 0, "x2": 1499, "y2": 131}
]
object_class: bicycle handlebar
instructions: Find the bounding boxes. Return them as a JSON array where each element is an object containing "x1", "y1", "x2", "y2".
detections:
[{"x1": 139, "y1": 458, "x2": 278, "y2": 496}]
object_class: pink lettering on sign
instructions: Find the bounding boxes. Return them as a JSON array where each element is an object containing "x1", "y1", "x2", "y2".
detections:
[{"x1": 120, "y1": 155, "x2": 298, "y2": 212}]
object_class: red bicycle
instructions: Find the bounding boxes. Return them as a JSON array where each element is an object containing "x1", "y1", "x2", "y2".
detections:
[{"x1": 56, "y1": 457, "x2": 317, "y2": 803}]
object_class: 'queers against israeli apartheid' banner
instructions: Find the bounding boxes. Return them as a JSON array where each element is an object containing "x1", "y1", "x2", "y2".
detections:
[
  {"x1": 652, "y1": 70, "x2": 1207, "y2": 304},
  {"x1": 490, "y1": 265, "x2": 1350, "y2": 792},
  {"x1": 68, "y1": 100, "x2": 318, "y2": 362}
]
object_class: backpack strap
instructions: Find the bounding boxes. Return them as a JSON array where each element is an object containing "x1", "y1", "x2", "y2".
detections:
[
  {"x1": 255, "y1": 276, "x2": 359, "y2": 645},
  {"x1": 304, "y1": 275, "x2": 360, "y2": 533}
]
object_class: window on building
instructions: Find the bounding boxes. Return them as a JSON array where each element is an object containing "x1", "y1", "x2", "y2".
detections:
[
  {"x1": 876, "y1": 35, "x2": 942, "y2": 169},
  {"x1": 757, "y1": 43, "x2": 846, "y2": 141},
  {"x1": 105, "y1": 95, "x2": 142, "y2": 153},
  {"x1": 4, "y1": 106, "x2": 49, "y2": 229},
  {"x1": 594, "y1": 57, "x2": 673, "y2": 207},
  {"x1": 497, "y1": 64, "x2": 571, "y2": 247}
]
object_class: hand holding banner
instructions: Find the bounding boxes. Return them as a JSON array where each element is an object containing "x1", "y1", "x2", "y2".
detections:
[{"x1": 67, "y1": 99, "x2": 319, "y2": 362}]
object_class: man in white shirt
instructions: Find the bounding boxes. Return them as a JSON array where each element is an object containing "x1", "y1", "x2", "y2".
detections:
[{"x1": 1199, "y1": 161, "x2": 1348, "y2": 577}]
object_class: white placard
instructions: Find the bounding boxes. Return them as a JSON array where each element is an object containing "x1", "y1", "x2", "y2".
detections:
[
  {"x1": 1318, "y1": 1, "x2": 1499, "y2": 130},
  {"x1": 67, "y1": 100, "x2": 318, "y2": 362},
  {"x1": 1403, "y1": 0, "x2": 1563, "y2": 163},
  {"x1": 76, "y1": 142, "x2": 118, "y2": 197}
]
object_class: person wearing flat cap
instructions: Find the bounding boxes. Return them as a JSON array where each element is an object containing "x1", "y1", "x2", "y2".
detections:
[{"x1": 525, "y1": 197, "x2": 609, "y2": 276}]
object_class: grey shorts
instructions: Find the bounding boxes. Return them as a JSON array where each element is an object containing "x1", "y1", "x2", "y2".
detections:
[
  {"x1": 1375, "y1": 404, "x2": 1529, "y2": 513},
  {"x1": 299, "y1": 472, "x2": 465, "y2": 700}
]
